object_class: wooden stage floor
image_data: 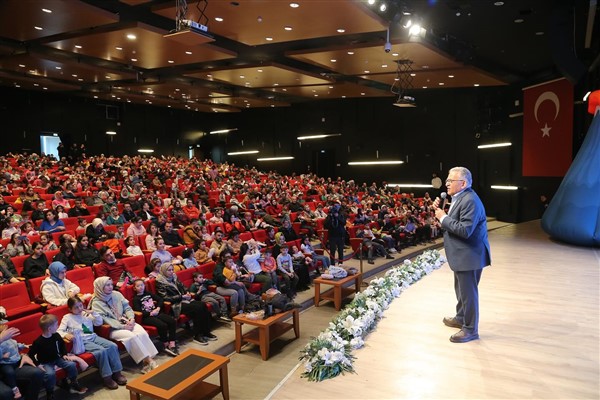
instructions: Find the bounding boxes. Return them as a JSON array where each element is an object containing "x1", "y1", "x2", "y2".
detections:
[{"x1": 269, "y1": 220, "x2": 600, "y2": 400}]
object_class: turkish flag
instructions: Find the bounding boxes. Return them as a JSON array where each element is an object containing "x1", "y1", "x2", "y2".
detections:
[{"x1": 522, "y1": 78, "x2": 573, "y2": 176}]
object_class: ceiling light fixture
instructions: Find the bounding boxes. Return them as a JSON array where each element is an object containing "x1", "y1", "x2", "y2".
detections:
[
  {"x1": 386, "y1": 183, "x2": 432, "y2": 188},
  {"x1": 116, "y1": 47, "x2": 123, "y2": 50},
  {"x1": 337, "y1": 28, "x2": 345, "y2": 33},
  {"x1": 75, "y1": 45, "x2": 82, "y2": 49},
  {"x1": 285, "y1": 26, "x2": 292, "y2": 31},
  {"x1": 137, "y1": 149, "x2": 155, "y2": 153},
  {"x1": 290, "y1": 2, "x2": 299, "y2": 8},
  {"x1": 210, "y1": 128, "x2": 238, "y2": 134},
  {"x1": 379, "y1": 3, "x2": 387, "y2": 12},
  {"x1": 266, "y1": 37, "x2": 273, "y2": 41},
  {"x1": 368, "y1": 0, "x2": 375, "y2": 5},
  {"x1": 34, "y1": 26, "x2": 43, "y2": 30},
  {"x1": 215, "y1": 17, "x2": 224, "y2": 22},
  {"x1": 185, "y1": 51, "x2": 192, "y2": 54},
  {"x1": 228, "y1": 150, "x2": 259, "y2": 155},
  {"x1": 42, "y1": 8, "x2": 52, "y2": 13},
  {"x1": 257, "y1": 156, "x2": 294, "y2": 161},
  {"x1": 297, "y1": 133, "x2": 342, "y2": 140},
  {"x1": 477, "y1": 142, "x2": 512, "y2": 149},
  {"x1": 106, "y1": 131, "x2": 117, "y2": 135},
  {"x1": 491, "y1": 185, "x2": 518, "y2": 190},
  {"x1": 348, "y1": 160, "x2": 404, "y2": 165},
  {"x1": 126, "y1": 34, "x2": 137, "y2": 40}
]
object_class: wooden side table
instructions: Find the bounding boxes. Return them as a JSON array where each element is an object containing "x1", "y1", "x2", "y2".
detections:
[
  {"x1": 314, "y1": 273, "x2": 362, "y2": 311},
  {"x1": 233, "y1": 308, "x2": 300, "y2": 360},
  {"x1": 126, "y1": 349, "x2": 229, "y2": 400}
]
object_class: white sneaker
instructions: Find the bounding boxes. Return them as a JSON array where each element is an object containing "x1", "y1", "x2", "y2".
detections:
[{"x1": 389, "y1": 248, "x2": 397, "y2": 253}]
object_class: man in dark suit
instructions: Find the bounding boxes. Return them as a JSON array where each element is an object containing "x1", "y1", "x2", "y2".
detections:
[{"x1": 434, "y1": 167, "x2": 491, "y2": 343}]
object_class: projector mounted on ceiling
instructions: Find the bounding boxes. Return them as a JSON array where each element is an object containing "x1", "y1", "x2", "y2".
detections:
[{"x1": 393, "y1": 95, "x2": 416, "y2": 108}]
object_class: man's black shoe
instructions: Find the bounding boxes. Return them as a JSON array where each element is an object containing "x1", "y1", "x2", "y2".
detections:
[
  {"x1": 442, "y1": 316, "x2": 462, "y2": 329},
  {"x1": 449, "y1": 330, "x2": 479, "y2": 343}
]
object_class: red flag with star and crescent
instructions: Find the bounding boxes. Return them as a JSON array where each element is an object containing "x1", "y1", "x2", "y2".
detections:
[{"x1": 522, "y1": 78, "x2": 573, "y2": 176}]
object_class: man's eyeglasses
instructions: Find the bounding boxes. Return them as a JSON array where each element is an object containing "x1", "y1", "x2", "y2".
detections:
[{"x1": 446, "y1": 179, "x2": 465, "y2": 184}]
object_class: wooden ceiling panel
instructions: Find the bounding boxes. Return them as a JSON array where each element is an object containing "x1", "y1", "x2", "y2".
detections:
[
  {"x1": 363, "y1": 67, "x2": 506, "y2": 89},
  {"x1": 153, "y1": 0, "x2": 385, "y2": 45},
  {"x1": 206, "y1": 96, "x2": 290, "y2": 109},
  {"x1": 0, "y1": 1, "x2": 117, "y2": 41},
  {"x1": 117, "y1": 82, "x2": 229, "y2": 100},
  {"x1": 0, "y1": 54, "x2": 136, "y2": 84},
  {"x1": 288, "y1": 42, "x2": 462, "y2": 76},
  {"x1": 186, "y1": 64, "x2": 332, "y2": 88},
  {"x1": 268, "y1": 82, "x2": 393, "y2": 99},
  {"x1": 45, "y1": 23, "x2": 236, "y2": 69},
  {"x1": 0, "y1": 70, "x2": 79, "y2": 92}
]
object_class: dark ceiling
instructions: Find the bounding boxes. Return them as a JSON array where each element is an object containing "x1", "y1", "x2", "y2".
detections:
[{"x1": 0, "y1": 0, "x2": 597, "y2": 113}]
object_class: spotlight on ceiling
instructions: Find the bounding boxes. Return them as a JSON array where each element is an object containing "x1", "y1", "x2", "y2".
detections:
[
  {"x1": 408, "y1": 23, "x2": 422, "y2": 36},
  {"x1": 379, "y1": 3, "x2": 387, "y2": 12},
  {"x1": 367, "y1": 0, "x2": 375, "y2": 5}
]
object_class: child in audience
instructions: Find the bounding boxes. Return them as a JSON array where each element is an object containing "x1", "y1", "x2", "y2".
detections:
[
  {"x1": 114, "y1": 224, "x2": 126, "y2": 240},
  {"x1": 75, "y1": 218, "x2": 87, "y2": 235},
  {"x1": 276, "y1": 245, "x2": 298, "y2": 298},
  {"x1": 194, "y1": 239, "x2": 214, "y2": 264},
  {"x1": 181, "y1": 248, "x2": 198, "y2": 270},
  {"x1": 261, "y1": 248, "x2": 278, "y2": 289},
  {"x1": 144, "y1": 258, "x2": 161, "y2": 280},
  {"x1": 291, "y1": 245, "x2": 312, "y2": 266},
  {"x1": 58, "y1": 297, "x2": 127, "y2": 390},
  {"x1": 102, "y1": 231, "x2": 121, "y2": 256},
  {"x1": 28, "y1": 314, "x2": 88, "y2": 398},
  {"x1": 125, "y1": 235, "x2": 143, "y2": 256},
  {"x1": 189, "y1": 272, "x2": 232, "y2": 322},
  {"x1": 0, "y1": 307, "x2": 32, "y2": 399},
  {"x1": 131, "y1": 279, "x2": 179, "y2": 357}
]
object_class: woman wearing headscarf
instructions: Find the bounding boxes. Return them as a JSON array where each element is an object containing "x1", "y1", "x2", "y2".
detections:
[
  {"x1": 155, "y1": 263, "x2": 216, "y2": 345},
  {"x1": 40, "y1": 261, "x2": 81, "y2": 307},
  {"x1": 85, "y1": 218, "x2": 107, "y2": 244},
  {"x1": 90, "y1": 276, "x2": 158, "y2": 374}
]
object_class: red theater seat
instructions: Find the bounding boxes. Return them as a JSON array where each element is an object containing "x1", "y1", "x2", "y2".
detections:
[{"x1": 0, "y1": 281, "x2": 44, "y2": 320}]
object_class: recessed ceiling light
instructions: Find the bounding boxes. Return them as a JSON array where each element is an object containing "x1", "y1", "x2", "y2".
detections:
[
  {"x1": 422, "y1": 86, "x2": 427, "y2": 88},
  {"x1": 394, "y1": 78, "x2": 399, "y2": 81},
  {"x1": 290, "y1": 3, "x2": 299, "y2": 8},
  {"x1": 448, "y1": 75, "x2": 454, "y2": 78},
  {"x1": 314, "y1": 94, "x2": 318, "y2": 97},
  {"x1": 55, "y1": 66, "x2": 61, "y2": 70},
  {"x1": 105, "y1": 75, "x2": 111, "y2": 79},
  {"x1": 535, "y1": 31, "x2": 544, "y2": 35},
  {"x1": 93, "y1": 95, "x2": 98, "y2": 99},
  {"x1": 34, "y1": 26, "x2": 43, "y2": 30},
  {"x1": 215, "y1": 17, "x2": 224, "y2": 22},
  {"x1": 410, "y1": 73, "x2": 416, "y2": 77},
  {"x1": 382, "y1": 64, "x2": 388, "y2": 68},
  {"x1": 72, "y1": 74, "x2": 77, "y2": 77},
  {"x1": 127, "y1": 34, "x2": 137, "y2": 40},
  {"x1": 265, "y1": 37, "x2": 273, "y2": 41},
  {"x1": 330, "y1": 59, "x2": 337, "y2": 62},
  {"x1": 439, "y1": 82, "x2": 444, "y2": 85},
  {"x1": 422, "y1": 65, "x2": 429, "y2": 69},
  {"x1": 273, "y1": 83, "x2": 279, "y2": 86},
  {"x1": 78, "y1": 78, "x2": 83, "y2": 81},
  {"x1": 18, "y1": 64, "x2": 25, "y2": 68},
  {"x1": 34, "y1": 83, "x2": 39, "y2": 86},
  {"x1": 329, "y1": 86, "x2": 334, "y2": 89},
  {"x1": 337, "y1": 28, "x2": 345, "y2": 33},
  {"x1": 42, "y1": 8, "x2": 52, "y2": 13},
  {"x1": 115, "y1": 47, "x2": 123, "y2": 51},
  {"x1": 42, "y1": 87, "x2": 47, "y2": 90},
  {"x1": 342, "y1": 95, "x2": 346, "y2": 98},
  {"x1": 379, "y1": 3, "x2": 387, "y2": 12},
  {"x1": 284, "y1": 26, "x2": 292, "y2": 31},
  {"x1": 185, "y1": 51, "x2": 192, "y2": 54},
  {"x1": 175, "y1": 88, "x2": 181, "y2": 91},
  {"x1": 474, "y1": 83, "x2": 480, "y2": 87},
  {"x1": 15, "y1": 84, "x2": 20, "y2": 88},
  {"x1": 282, "y1": 88, "x2": 287, "y2": 91},
  {"x1": 361, "y1": 92, "x2": 366, "y2": 95},
  {"x1": 112, "y1": 95, "x2": 116, "y2": 98},
  {"x1": 168, "y1": 60, "x2": 174, "y2": 63},
  {"x1": 75, "y1": 45, "x2": 82, "y2": 49},
  {"x1": 392, "y1": 52, "x2": 399, "y2": 56},
  {"x1": 514, "y1": 18, "x2": 524, "y2": 23},
  {"x1": 364, "y1": 70, "x2": 370, "y2": 73},
  {"x1": 494, "y1": 1, "x2": 504, "y2": 5},
  {"x1": 367, "y1": 0, "x2": 375, "y2": 4},
  {"x1": 347, "y1": 51, "x2": 354, "y2": 55},
  {"x1": 257, "y1": 69, "x2": 263, "y2": 72},
  {"x1": 131, "y1": 58, "x2": 137, "y2": 61},
  {"x1": 239, "y1": 75, "x2": 245, "y2": 78}
]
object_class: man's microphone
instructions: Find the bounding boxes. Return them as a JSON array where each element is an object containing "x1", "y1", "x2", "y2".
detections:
[{"x1": 440, "y1": 192, "x2": 448, "y2": 210}]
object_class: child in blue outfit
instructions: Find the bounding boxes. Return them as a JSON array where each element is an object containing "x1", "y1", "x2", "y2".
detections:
[{"x1": 0, "y1": 311, "x2": 29, "y2": 399}]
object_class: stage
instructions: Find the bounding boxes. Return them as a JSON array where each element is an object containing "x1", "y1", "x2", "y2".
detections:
[{"x1": 268, "y1": 221, "x2": 600, "y2": 399}]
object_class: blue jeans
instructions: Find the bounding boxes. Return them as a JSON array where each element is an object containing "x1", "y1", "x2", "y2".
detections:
[
  {"x1": 0, "y1": 362, "x2": 19, "y2": 387},
  {"x1": 41, "y1": 358, "x2": 78, "y2": 390},
  {"x1": 0, "y1": 364, "x2": 44, "y2": 400},
  {"x1": 84, "y1": 336, "x2": 123, "y2": 378}
]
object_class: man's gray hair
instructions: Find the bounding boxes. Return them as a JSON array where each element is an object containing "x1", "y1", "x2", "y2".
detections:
[{"x1": 450, "y1": 166, "x2": 472, "y2": 187}]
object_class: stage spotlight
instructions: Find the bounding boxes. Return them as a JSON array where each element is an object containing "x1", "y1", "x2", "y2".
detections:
[
  {"x1": 408, "y1": 23, "x2": 422, "y2": 36},
  {"x1": 367, "y1": 0, "x2": 376, "y2": 5},
  {"x1": 380, "y1": 3, "x2": 387, "y2": 12}
]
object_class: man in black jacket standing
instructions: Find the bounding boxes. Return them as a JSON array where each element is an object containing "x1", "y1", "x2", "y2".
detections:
[{"x1": 324, "y1": 201, "x2": 346, "y2": 266}]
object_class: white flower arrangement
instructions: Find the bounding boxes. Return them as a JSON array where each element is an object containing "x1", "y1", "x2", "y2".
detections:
[{"x1": 299, "y1": 249, "x2": 445, "y2": 382}]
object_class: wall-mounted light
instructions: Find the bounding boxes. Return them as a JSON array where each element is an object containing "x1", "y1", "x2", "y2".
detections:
[
  {"x1": 106, "y1": 131, "x2": 117, "y2": 135},
  {"x1": 257, "y1": 156, "x2": 294, "y2": 161},
  {"x1": 228, "y1": 150, "x2": 259, "y2": 155},
  {"x1": 210, "y1": 128, "x2": 238, "y2": 134},
  {"x1": 387, "y1": 183, "x2": 432, "y2": 188},
  {"x1": 348, "y1": 160, "x2": 403, "y2": 165},
  {"x1": 297, "y1": 133, "x2": 341, "y2": 140},
  {"x1": 491, "y1": 185, "x2": 518, "y2": 190},
  {"x1": 137, "y1": 149, "x2": 154, "y2": 153},
  {"x1": 477, "y1": 142, "x2": 512, "y2": 149}
]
